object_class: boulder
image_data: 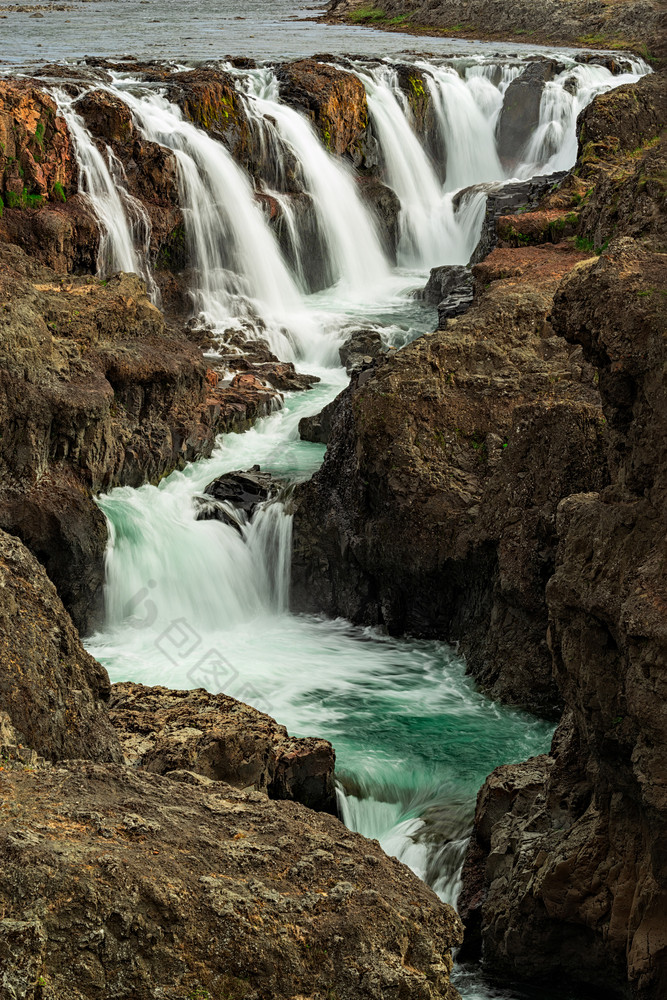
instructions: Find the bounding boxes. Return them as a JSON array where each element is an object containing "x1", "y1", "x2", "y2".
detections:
[
  {"x1": 0, "y1": 528, "x2": 121, "y2": 763},
  {"x1": 339, "y1": 327, "x2": 384, "y2": 374},
  {"x1": 109, "y1": 681, "x2": 337, "y2": 813},
  {"x1": 0, "y1": 758, "x2": 463, "y2": 1000},
  {"x1": 194, "y1": 467, "x2": 283, "y2": 528}
]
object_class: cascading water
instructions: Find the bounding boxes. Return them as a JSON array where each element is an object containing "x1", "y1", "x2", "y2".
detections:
[
  {"x1": 237, "y1": 66, "x2": 390, "y2": 300},
  {"x1": 78, "y1": 51, "x2": 649, "y2": 1000},
  {"x1": 518, "y1": 59, "x2": 649, "y2": 176},
  {"x1": 53, "y1": 88, "x2": 158, "y2": 299}
]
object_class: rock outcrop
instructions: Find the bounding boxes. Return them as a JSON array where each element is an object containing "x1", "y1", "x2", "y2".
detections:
[
  {"x1": 326, "y1": 0, "x2": 665, "y2": 59},
  {"x1": 0, "y1": 244, "x2": 280, "y2": 631},
  {"x1": 459, "y1": 238, "x2": 667, "y2": 999},
  {"x1": 277, "y1": 59, "x2": 373, "y2": 166},
  {"x1": 0, "y1": 528, "x2": 121, "y2": 763},
  {"x1": 109, "y1": 681, "x2": 337, "y2": 813},
  {"x1": 292, "y1": 242, "x2": 606, "y2": 716},
  {"x1": 0, "y1": 757, "x2": 463, "y2": 1000}
]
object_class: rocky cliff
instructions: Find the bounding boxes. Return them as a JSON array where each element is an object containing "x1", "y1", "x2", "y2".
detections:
[
  {"x1": 0, "y1": 525, "x2": 463, "y2": 1000},
  {"x1": 459, "y1": 237, "x2": 667, "y2": 1000},
  {"x1": 326, "y1": 0, "x2": 665, "y2": 59}
]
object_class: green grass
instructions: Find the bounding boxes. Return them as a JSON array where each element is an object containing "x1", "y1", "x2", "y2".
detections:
[{"x1": 349, "y1": 5, "x2": 386, "y2": 23}]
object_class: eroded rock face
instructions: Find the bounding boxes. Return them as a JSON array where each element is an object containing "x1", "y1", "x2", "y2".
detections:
[
  {"x1": 0, "y1": 528, "x2": 121, "y2": 763},
  {"x1": 109, "y1": 682, "x2": 337, "y2": 813},
  {"x1": 292, "y1": 242, "x2": 605, "y2": 715},
  {"x1": 0, "y1": 759, "x2": 463, "y2": 1000},
  {"x1": 0, "y1": 244, "x2": 280, "y2": 630},
  {"x1": 277, "y1": 59, "x2": 373, "y2": 166},
  {"x1": 459, "y1": 239, "x2": 667, "y2": 998}
]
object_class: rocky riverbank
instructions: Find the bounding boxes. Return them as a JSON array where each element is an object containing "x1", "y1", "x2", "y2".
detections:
[
  {"x1": 325, "y1": 0, "x2": 666, "y2": 62},
  {"x1": 291, "y1": 66, "x2": 667, "y2": 994}
]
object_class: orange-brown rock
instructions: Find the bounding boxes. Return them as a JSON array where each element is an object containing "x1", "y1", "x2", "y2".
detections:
[
  {"x1": 277, "y1": 59, "x2": 372, "y2": 166},
  {"x1": 0, "y1": 79, "x2": 75, "y2": 206}
]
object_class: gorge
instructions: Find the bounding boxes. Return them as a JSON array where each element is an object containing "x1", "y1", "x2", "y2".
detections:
[{"x1": 0, "y1": 5, "x2": 665, "y2": 999}]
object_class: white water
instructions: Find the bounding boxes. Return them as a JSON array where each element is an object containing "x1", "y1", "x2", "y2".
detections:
[
  {"x1": 53, "y1": 88, "x2": 157, "y2": 297},
  {"x1": 76, "y1": 52, "x2": 649, "y2": 999},
  {"x1": 238, "y1": 67, "x2": 391, "y2": 298},
  {"x1": 518, "y1": 59, "x2": 648, "y2": 176}
]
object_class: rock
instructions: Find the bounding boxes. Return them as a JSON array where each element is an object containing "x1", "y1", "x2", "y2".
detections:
[
  {"x1": 0, "y1": 244, "x2": 279, "y2": 630},
  {"x1": 496, "y1": 60, "x2": 564, "y2": 169},
  {"x1": 0, "y1": 78, "x2": 75, "y2": 206},
  {"x1": 0, "y1": 527, "x2": 121, "y2": 763},
  {"x1": 165, "y1": 68, "x2": 253, "y2": 166},
  {"x1": 339, "y1": 327, "x2": 384, "y2": 374},
  {"x1": 108, "y1": 682, "x2": 338, "y2": 813},
  {"x1": 277, "y1": 59, "x2": 373, "y2": 167},
  {"x1": 417, "y1": 264, "x2": 474, "y2": 326},
  {"x1": 299, "y1": 397, "x2": 339, "y2": 444},
  {"x1": 291, "y1": 243, "x2": 603, "y2": 715},
  {"x1": 0, "y1": 759, "x2": 463, "y2": 1000},
  {"x1": 575, "y1": 72, "x2": 667, "y2": 250},
  {"x1": 459, "y1": 238, "x2": 667, "y2": 998},
  {"x1": 194, "y1": 466, "x2": 283, "y2": 528},
  {"x1": 358, "y1": 175, "x2": 402, "y2": 260}
]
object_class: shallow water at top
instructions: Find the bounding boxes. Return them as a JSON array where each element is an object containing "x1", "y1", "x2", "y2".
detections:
[{"x1": 5, "y1": 0, "x2": 625, "y2": 70}]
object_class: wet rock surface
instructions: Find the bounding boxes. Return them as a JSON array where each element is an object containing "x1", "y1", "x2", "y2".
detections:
[
  {"x1": 292, "y1": 241, "x2": 603, "y2": 716},
  {"x1": 0, "y1": 758, "x2": 463, "y2": 1000},
  {"x1": 109, "y1": 682, "x2": 338, "y2": 813},
  {"x1": 460, "y1": 238, "x2": 667, "y2": 998},
  {"x1": 195, "y1": 466, "x2": 284, "y2": 528},
  {"x1": 0, "y1": 528, "x2": 121, "y2": 764}
]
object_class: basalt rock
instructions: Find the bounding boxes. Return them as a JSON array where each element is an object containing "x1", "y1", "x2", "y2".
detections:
[
  {"x1": 277, "y1": 59, "x2": 374, "y2": 168},
  {"x1": 299, "y1": 397, "x2": 339, "y2": 445},
  {"x1": 358, "y1": 175, "x2": 402, "y2": 260},
  {"x1": 460, "y1": 239, "x2": 667, "y2": 998},
  {"x1": 0, "y1": 758, "x2": 463, "y2": 1000},
  {"x1": 109, "y1": 681, "x2": 337, "y2": 814},
  {"x1": 0, "y1": 527, "x2": 121, "y2": 763},
  {"x1": 339, "y1": 327, "x2": 385, "y2": 373},
  {"x1": 291, "y1": 242, "x2": 605, "y2": 716},
  {"x1": 0, "y1": 244, "x2": 280, "y2": 631},
  {"x1": 195, "y1": 466, "x2": 283, "y2": 528},
  {"x1": 165, "y1": 68, "x2": 253, "y2": 166}
]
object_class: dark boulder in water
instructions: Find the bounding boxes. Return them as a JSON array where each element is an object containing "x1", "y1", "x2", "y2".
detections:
[
  {"x1": 338, "y1": 327, "x2": 384, "y2": 374},
  {"x1": 195, "y1": 466, "x2": 283, "y2": 529},
  {"x1": 496, "y1": 59, "x2": 565, "y2": 169}
]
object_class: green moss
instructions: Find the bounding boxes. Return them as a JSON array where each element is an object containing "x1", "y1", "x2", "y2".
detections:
[
  {"x1": 408, "y1": 75, "x2": 425, "y2": 99},
  {"x1": 5, "y1": 191, "x2": 20, "y2": 209},
  {"x1": 52, "y1": 181, "x2": 66, "y2": 203},
  {"x1": 34, "y1": 120, "x2": 45, "y2": 148},
  {"x1": 349, "y1": 5, "x2": 386, "y2": 23}
]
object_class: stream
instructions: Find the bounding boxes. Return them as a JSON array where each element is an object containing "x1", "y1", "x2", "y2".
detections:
[{"x1": 22, "y1": 23, "x2": 648, "y2": 998}]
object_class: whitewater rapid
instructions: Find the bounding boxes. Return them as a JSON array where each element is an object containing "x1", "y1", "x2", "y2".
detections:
[{"x1": 72, "y1": 51, "x2": 646, "y2": 996}]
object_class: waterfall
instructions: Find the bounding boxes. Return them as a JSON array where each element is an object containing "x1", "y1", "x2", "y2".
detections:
[
  {"x1": 418, "y1": 63, "x2": 504, "y2": 192},
  {"x1": 53, "y1": 88, "x2": 157, "y2": 298},
  {"x1": 107, "y1": 83, "x2": 324, "y2": 363},
  {"x1": 516, "y1": 60, "x2": 648, "y2": 177},
  {"x1": 356, "y1": 64, "x2": 488, "y2": 269},
  {"x1": 236, "y1": 67, "x2": 390, "y2": 299}
]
